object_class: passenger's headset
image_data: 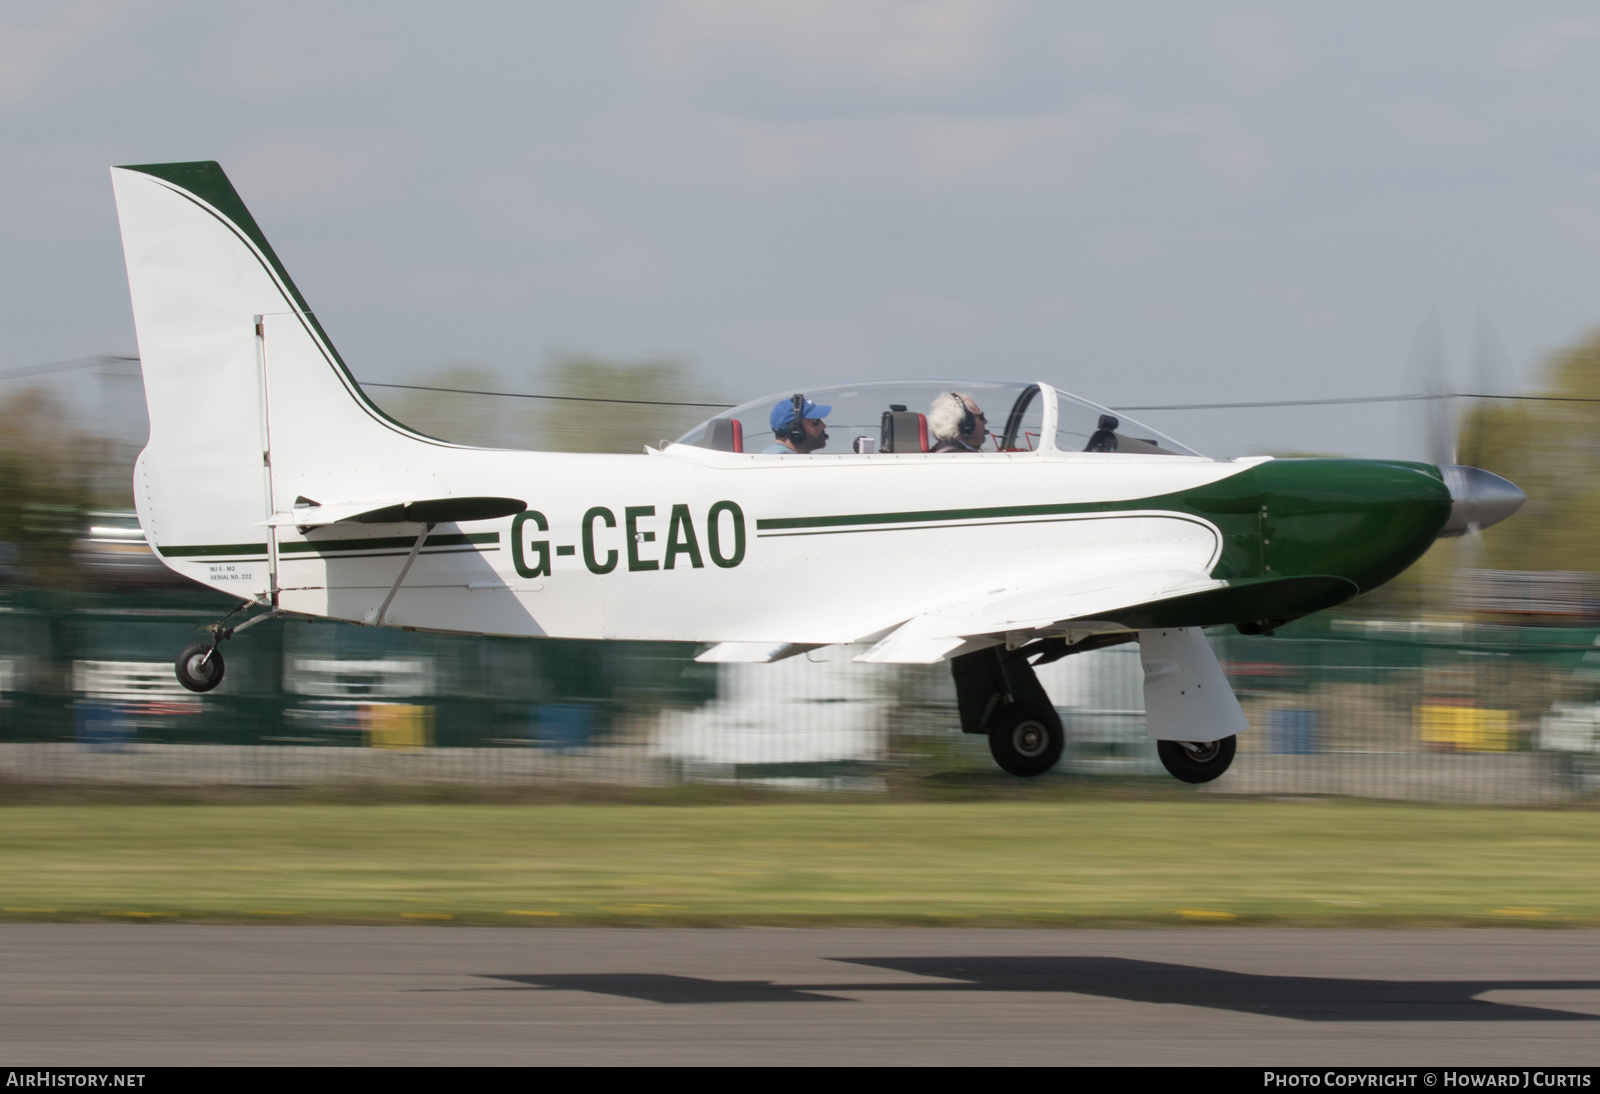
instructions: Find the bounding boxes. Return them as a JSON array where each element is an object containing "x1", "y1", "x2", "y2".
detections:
[
  {"x1": 786, "y1": 393, "x2": 808, "y2": 445},
  {"x1": 948, "y1": 392, "x2": 976, "y2": 437}
]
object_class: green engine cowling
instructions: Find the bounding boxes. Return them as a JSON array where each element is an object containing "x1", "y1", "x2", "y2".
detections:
[
  {"x1": 1103, "y1": 458, "x2": 1456, "y2": 633},
  {"x1": 1255, "y1": 458, "x2": 1453, "y2": 593}
]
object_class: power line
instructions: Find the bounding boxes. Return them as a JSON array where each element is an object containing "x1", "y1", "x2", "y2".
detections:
[
  {"x1": 1117, "y1": 392, "x2": 1600, "y2": 411},
  {"x1": 14, "y1": 359, "x2": 1600, "y2": 412},
  {"x1": 358, "y1": 381, "x2": 735, "y2": 409},
  {"x1": 361, "y1": 381, "x2": 1600, "y2": 412},
  {"x1": 0, "y1": 354, "x2": 139, "y2": 382},
  {"x1": 1115, "y1": 394, "x2": 1433, "y2": 411},
  {"x1": 1455, "y1": 392, "x2": 1600, "y2": 403}
]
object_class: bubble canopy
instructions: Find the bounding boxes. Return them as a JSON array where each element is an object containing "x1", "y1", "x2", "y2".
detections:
[{"x1": 672, "y1": 380, "x2": 1202, "y2": 458}]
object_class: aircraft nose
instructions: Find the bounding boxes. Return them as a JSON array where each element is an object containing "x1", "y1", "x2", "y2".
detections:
[{"x1": 1436, "y1": 465, "x2": 1526, "y2": 538}]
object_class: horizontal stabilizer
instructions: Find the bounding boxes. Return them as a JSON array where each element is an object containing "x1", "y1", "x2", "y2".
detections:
[{"x1": 262, "y1": 496, "x2": 526, "y2": 527}]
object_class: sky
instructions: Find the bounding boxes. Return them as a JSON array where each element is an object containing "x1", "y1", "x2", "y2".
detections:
[{"x1": 2, "y1": 0, "x2": 1599, "y2": 459}]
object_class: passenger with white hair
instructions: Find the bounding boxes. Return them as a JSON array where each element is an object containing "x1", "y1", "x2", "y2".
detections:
[{"x1": 928, "y1": 391, "x2": 988, "y2": 453}]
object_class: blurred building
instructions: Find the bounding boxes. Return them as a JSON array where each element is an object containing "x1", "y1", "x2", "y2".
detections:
[
  {"x1": 651, "y1": 652, "x2": 889, "y2": 784},
  {"x1": 73, "y1": 510, "x2": 189, "y2": 587},
  {"x1": 1457, "y1": 569, "x2": 1598, "y2": 621}
]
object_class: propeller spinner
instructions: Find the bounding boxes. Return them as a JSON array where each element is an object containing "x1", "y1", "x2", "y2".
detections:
[{"x1": 1435, "y1": 464, "x2": 1526, "y2": 538}]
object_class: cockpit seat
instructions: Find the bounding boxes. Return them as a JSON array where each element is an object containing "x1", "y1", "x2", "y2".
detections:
[
  {"x1": 880, "y1": 410, "x2": 928, "y2": 454},
  {"x1": 707, "y1": 417, "x2": 744, "y2": 453}
]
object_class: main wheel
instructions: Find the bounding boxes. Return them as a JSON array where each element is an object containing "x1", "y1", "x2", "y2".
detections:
[
  {"x1": 987, "y1": 701, "x2": 1064, "y2": 777},
  {"x1": 1156, "y1": 735, "x2": 1237, "y2": 784},
  {"x1": 175, "y1": 643, "x2": 225, "y2": 693}
]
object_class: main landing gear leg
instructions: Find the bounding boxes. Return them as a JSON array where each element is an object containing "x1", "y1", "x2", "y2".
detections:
[
  {"x1": 950, "y1": 646, "x2": 1064, "y2": 777},
  {"x1": 1139, "y1": 626, "x2": 1248, "y2": 784},
  {"x1": 174, "y1": 599, "x2": 278, "y2": 694}
]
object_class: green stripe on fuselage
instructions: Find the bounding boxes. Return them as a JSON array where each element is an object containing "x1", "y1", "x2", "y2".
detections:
[
  {"x1": 159, "y1": 542, "x2": 269, "y2": 558},
  {"x1": 160, "y1": 532, "x2": 499, "y2": 559},
  {"x1": 756, "y1": 502, "x2": 1090, "y2": 531}
]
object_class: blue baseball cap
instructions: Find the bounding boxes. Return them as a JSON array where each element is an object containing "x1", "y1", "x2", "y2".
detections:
[{"x1": 770, "y1": 398, "x2": 831, "y2": 431}]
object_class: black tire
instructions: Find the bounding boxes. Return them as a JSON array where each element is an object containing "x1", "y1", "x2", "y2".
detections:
[
  {"x1": 987, "y1": 701, "x2": 1064, "y2": 777},
  {"x1": 1156, "y1": 735, "x2": 1237, "y2": 784},
  {"x1": 175, "y1": 642, "x2": 224, "y2": 693}
]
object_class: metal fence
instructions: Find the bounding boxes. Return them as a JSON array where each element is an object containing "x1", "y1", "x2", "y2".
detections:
[{"x1": 1, "y1": 587, "x2": 1598, "y2": 804}]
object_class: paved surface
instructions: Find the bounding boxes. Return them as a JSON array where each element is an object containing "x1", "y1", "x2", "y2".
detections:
[{"x1": 1, "y1": 926, "x2": 1598, "y2": 1065}]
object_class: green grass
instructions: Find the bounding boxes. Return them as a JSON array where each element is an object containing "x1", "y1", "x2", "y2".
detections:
[{"x1": 0, "y1": 800, "x2": 1597, "y2": 927}]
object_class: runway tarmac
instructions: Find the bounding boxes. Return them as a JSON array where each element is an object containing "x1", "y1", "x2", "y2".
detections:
[{"x1": 1, "y1": 926, "x2": 1598, "y2": 1065}]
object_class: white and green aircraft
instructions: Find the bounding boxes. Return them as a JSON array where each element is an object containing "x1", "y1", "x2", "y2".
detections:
[{"x1": 110, "y1": 161, "x2": 1526, "y2": 783}]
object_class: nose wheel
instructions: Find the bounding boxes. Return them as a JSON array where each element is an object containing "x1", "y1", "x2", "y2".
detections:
[{"x1": 1156, "y1": 735, "x2": 1237, "y2": 784}]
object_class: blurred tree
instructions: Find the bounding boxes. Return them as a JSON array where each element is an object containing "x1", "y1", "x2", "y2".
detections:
[
  {"x1": 534, "y1": 355, "x2": 721, "y2": 454},
  {"x1": 0, "y1": 386, "x2": 110, "y2": 586},
  {"x1": 367, "y1": 364, "x2": 534, "y2": 449},
  {"x1": 1458, "y1": 328, "x2": 1600, "y2": 573},
  {"x1": 1344, "y1": 328, "x2": 1600, "y2": 619},
  {"x1": 366, "y1": 355, "x2": 722, "y2": 454}
]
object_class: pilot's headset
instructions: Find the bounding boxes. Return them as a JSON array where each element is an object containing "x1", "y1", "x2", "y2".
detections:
[
  {"x1": 947, "y1": 392, "x2": 976, "y2": 437},
  {"x1": 786, "y1": 394, "x2": 808, "y2": 445}
]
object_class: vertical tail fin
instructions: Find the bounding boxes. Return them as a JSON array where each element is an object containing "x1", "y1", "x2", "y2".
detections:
[{"x1": 111, "y1": 161, "x2": 448, "y2": 596}]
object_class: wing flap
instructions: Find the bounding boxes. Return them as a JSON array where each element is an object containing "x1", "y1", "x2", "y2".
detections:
[{"x1": 694, "y1": 642, "x2": 822, "y2": 664}]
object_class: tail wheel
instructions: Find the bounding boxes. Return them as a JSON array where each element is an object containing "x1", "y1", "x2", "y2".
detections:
[
  {"x1": 1156, "y1": 735, "x2": 1237, "y2": 784},
  {"x1": 987, "y1": 700, "x2": 1064, "y2": 777},
  {"x1": 175, "y1": 643, "x2": 225, "y2": 693}
]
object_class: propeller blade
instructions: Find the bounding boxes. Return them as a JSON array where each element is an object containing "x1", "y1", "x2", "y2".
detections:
[
  {"x1": 1404, "y1": 309, "x2": 1456, "y2": 466},
  {"x1": 1459, "y1": 311, "x2": 1514, "y2": 470}
]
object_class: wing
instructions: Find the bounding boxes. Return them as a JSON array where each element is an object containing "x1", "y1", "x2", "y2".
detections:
[
  {"x1": 851, "y1": 565, "x2": 1221, "y2": 664},
  {"x1": 852, "y1": 568, "x2": 1357, "y2": 664}
]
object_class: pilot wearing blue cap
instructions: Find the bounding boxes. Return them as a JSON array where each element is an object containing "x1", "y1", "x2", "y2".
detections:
[{"x1": 762, "y1": 395, "x2": 831, "y2": 454}]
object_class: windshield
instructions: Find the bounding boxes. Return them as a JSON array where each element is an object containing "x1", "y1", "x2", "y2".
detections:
[
  {"x1": 673, "y1": 379, "x2": 1201, "y2": 457},
  {"x1": 1052, "y1": 387, "x2": 1201, "y2": 457}
]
